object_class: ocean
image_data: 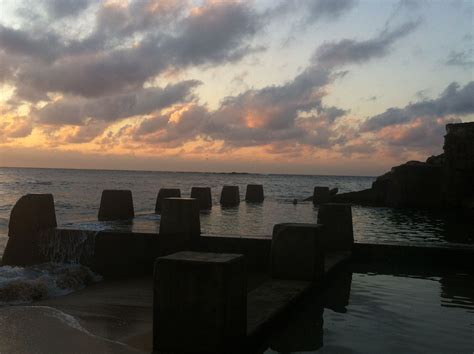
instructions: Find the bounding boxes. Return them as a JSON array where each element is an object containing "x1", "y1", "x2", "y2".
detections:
[
  {"x1": 0, "y1": 166, "x2": 473, "y2": 310},
  {"x1": 1, "y1": 167, "x2": 473, "y2": 255}
]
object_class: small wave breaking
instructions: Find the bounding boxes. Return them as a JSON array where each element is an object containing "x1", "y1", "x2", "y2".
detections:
[
  {"x1": 1, "y1": 229, "x2": 102, "y2": 305},
  {"x1": 0, "y1": 263, "x2": 102, "y2": 305}
]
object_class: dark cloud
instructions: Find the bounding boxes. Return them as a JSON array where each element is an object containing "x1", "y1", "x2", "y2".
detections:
[
  {"x1": 313, "y1": 21, "x2": 420, "y2": 68},
  {"x1": 445, "y1": 50, "x2": 474, "y2": 68},
  {"x1": 0, "y1": 1, "x2": 261, "y2": 101},
  {"x1": 307, "y1": 0, "x2": 357, "y2": 22},
  {"x1": 362, "y1": 81, "x2": 474, "y2": 131},
  {"x1": 269, "y1": 0, "x2": 356, "y2": 24},
  {"x1": 0, "y1": 24, "x2": 65, "y2": 61},
  {"x1": 36, "y1": 80, "x2": 200, "y2": 125},
  {"x1": 162, "y1": 2, "x2": 261, "y2": 67},
  {"x1": 43, "y1": 0, "x2": 92, "y2": 19}
]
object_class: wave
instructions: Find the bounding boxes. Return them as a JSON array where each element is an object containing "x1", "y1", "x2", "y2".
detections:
[{"x1": 0, "y1": 263, "x2": 101, "y2": 305}]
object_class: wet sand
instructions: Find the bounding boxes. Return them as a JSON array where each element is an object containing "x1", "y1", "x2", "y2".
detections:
[{"x1": 0, "y1": 272, "x2": 271, "y2": 353}]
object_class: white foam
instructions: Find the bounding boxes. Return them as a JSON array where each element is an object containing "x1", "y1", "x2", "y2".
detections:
[{"x1": 0, "y1": 263, "x2": 102, "y2": 305}]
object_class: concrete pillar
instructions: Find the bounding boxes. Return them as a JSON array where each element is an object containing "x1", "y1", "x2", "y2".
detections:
[
  {"x1": 159, "y1": 198, "x2": 201, "y2": 240},
  {"x1": 98, "y1": 190, "x2": 134, "y2": 221},
  {"x1": 220, "y1": 186, "x2": 240, "y2": 207},
  {"x1": 190, "y1": 187, "x2": 212, "y2": 210},
  {"x1": 155, "y1": 188, "x2": 181, "y2": 214},
  {"x1": 245, "y1": 184, "x2": 264, "y2": 202},
  {"x1": 317, "y1": 203, "x2": 354, "y2": 252},
  {"x1": 313, "y1": 187, "x2": 331, "y2": 205},
  {"x1": 271, "y1": 223, "x2": 325, "y2": 281},
  {"x1": 2, "y1": 194, "x2": 57, "y2": 266},
  {"x1": 153, "y1": 251, "x2": 246, "y2": 354}
]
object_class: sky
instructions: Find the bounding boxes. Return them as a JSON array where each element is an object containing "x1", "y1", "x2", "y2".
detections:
[{"x1": 0, "y1": 0, "x2": 473, "y2": 176}]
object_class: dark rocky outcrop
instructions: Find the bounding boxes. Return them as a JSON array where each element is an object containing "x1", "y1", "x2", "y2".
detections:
[
  {"x1": 2, "y1": 194, "x2": 57, "y2": 266},
  {"x1": 333, "y1": 122, "x2": 474, "y2": 209}
]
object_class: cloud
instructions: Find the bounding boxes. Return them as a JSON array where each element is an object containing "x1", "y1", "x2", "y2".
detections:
[
  {"x1": 36, "y1": 80, "x2": 200, "y2": 125},
  {"x1": 43, "y1": 0, "x2": 92, "y2": 19},
  {"x1": 0, "y1": 116, "x2": 33, "y2": 141},
  {"x1": 269, "y1": 0, "x2": 356, "y2": 24},
  {"x1": 307, "y1": 0, "x2": 357, "y2": 22},
  {"x1": 1, "y1": 1, "x2": 262, "y2": 100},
  {"x1": 362, "y1": 81, "x2": 474, "y2": 131},
  {"x1": 161, "y1": 1, "x2": 262, "y2": 67},
  {"x1": 313, "y1": 21, "x2": 420, "y2": 68},
  {"x1": 0, "y1": 24, "x2": 65, "y2": 61},
  {"x1": 445, "y1": 50, "x2": 474, "y2": 68}
]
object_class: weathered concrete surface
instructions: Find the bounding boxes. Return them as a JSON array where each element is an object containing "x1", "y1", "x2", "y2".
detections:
[
  {"x1": 220, "y1": 185, "x2": 240, "y2": 207},
  {"x1": 159, "y1": 197, "x2": 200, "y2": 240},
  {"x1": 312, "y1": 187, "x2": 331, "y2": 205},
  {"x1": 2, "y1": 194, "x2": 57, "y2": 266},
  {"x1": 246, "y1": 184, "x2": 264, "y2": 203},
  {"x1": 155, "y1": 188, "x2": 181, "y2": 213},
  {"x1": 271, "y1": 223, "x2": 325, "y2": 281},
  {"x1": 247, "y1": 279, "x2": 309, "y2": 335},
  {"x1": 317, "y1": 203, "x2": 354, "y2": 252},
  {"x1": 153, "y1": 251, "x2": 247, "y2": 354},
  {"x1": 190, "y1": 187, "x2": 213, "y2": 210},
  {"x1": 98, "y1": 190, "x2": 134, "y2": 221}
]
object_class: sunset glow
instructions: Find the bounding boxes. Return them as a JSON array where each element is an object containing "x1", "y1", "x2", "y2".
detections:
[{"x1": 0, "y1": 0, "x2": 472, "y2": 175}]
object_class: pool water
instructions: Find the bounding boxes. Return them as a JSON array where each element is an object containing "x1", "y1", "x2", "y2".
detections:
[{"x1": 264, "y1": 268, "x2": 474, "y2": 354}]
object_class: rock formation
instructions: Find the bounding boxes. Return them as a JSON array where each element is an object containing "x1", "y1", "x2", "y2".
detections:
[{"x1": 333, "y1": 122, "x2": 474, "y2": 209}]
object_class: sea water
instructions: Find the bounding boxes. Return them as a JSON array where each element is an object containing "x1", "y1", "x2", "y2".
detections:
[
  {"x1": 0, "y1": 167, "x2": 473, "y2": 304},
  {"x1": 1, "y1": 167, "x2": 473, "y2": 252}
]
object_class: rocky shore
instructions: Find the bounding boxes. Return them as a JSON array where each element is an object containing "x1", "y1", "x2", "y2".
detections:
[{"x1": 332, "y1": 122, "x2": 474, "y2": 211}]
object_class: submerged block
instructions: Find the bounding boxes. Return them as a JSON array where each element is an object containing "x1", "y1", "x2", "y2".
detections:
[
  {"x1": 271, "y1": 223, "x2": 325, "y2": 281},
  {"x1": 98, "y1": 190, "x2": 134, "y2": 221},
  {"x1": 245, "y1": 184, "x2": 264, "y2": 202},
  {"x1": 220, "y1": 185, "x2": 240, "y2": 207},
  {"x1": 190, "y1": 187, "x2": 212, "y2": 210},
  {"x1": 153, "y1": 251, "x2": 246, "y2": 354},
  {"x1": 155, "y1": 188, "x2": 181, "y2": 213},
  {"x1": 2, "y1": 194, "x2": 57, "y2": 266},
  {"x1": 313, "y1": 187, "x2": 331, "y2": 205},
  {"x1": 159, "y1": 198, "x2": 201, "y2": 240},
  {"x1": 317, "y1": 203, "x2": 354, "y2": 252}
]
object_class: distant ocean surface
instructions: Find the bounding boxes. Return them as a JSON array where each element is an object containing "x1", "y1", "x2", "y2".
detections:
[{"x1": 1, "y1": 167, "x2": 473, "y2": 257}]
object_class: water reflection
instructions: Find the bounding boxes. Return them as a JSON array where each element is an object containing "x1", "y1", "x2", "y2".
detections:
[
  {"x1": 267, "y1": 270, "x2": 352, "y2": 353},
  {"x1": 264, "y1": 267, "x2": 474, "y2": 353},
  {"x1": 439, "y1": 273, "x2": 474, "y2": 313}
]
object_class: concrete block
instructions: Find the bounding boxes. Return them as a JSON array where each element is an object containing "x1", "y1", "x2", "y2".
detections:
[
  {"x1": 155, "y1": 188, "x2": 181, "y2": 213},
  {"x1": 317, "y1": 203, "x2": 354, "y2": 252},
  {"x1": 245, "y1": 184, "x2": 264, "y2": 202},
  {"x1": 190, "y1": 187, "x2": 212, "y2": 210},
  {"x1": 98, "y1": 190, "x2": 134, "y2": 221},
  {"x1": 2, "y1": 194, "x2": 57, "y2": 266},
  {"x1": 159, "y1": 198, "x2": 200, "y2": 241},
  {"x1": 220, "y1": 185, "x2": 240, "y2": 207},
  {"x1": 271, "y1": 223, "x2": 325, "y2": 281},
  {"x1": 313, "y1": 187, "x2": 331, "y2": 205},
  {"x1": 153, "y1": 251, "x2": 246, "y2": 354}
]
